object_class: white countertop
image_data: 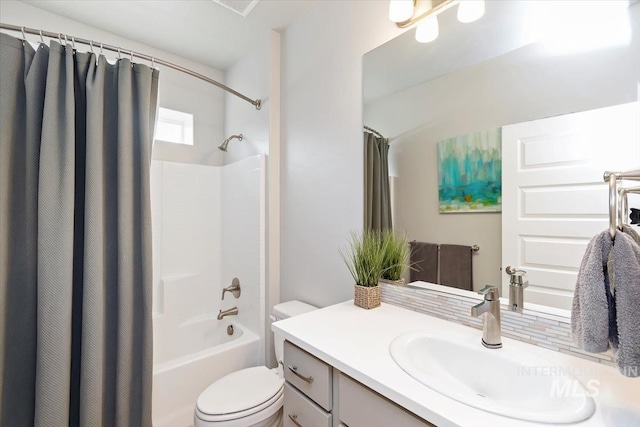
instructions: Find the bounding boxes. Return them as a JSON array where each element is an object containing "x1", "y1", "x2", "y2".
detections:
[{"x1": 272, "y1": 301, "x2": 640, "y2": 427}]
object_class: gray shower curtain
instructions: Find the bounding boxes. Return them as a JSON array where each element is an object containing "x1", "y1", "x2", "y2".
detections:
[
  {"x1": 0, "y1": 33, "x2": 158, "y2": 427},
  {"x1": 364, "y1": 131, "x2": 392, "y2": 231}
]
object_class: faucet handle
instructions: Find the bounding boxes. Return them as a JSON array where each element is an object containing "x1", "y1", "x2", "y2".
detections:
[
  {"x1": 221, "y1": 278, "x2": 241, "y2": 300},
  {"x1": 477, "y1": 285, "x2": 500, "y2": 300},
  {"x1": 505, "y1": 266, "x2": 527, "y2": 286}
]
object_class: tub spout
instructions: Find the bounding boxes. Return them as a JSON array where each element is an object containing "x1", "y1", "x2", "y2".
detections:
[{"x1": 217, "y1": 307, "x2": 238, "y2": 320}]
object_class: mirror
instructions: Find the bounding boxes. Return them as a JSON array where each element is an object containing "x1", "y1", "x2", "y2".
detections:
[{"x1": 363, "y1": 1, "x2": 639, "y2": 312}]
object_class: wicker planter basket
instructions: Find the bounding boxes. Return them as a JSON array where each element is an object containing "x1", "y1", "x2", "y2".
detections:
[
  {"x1": 378, "y1": 278, "x2": 405, "y2": 286},
  {"x1": 354, "y1": 284, "x2": 381, "y2": 309}
]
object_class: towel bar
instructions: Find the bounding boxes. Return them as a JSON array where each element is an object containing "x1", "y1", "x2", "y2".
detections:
[{"x1": 604, "y1": 169, "x2": 640, "y2": 238}]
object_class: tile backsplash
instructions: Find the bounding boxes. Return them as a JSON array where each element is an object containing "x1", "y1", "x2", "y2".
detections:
[{"x1": 381, "y1": 283, "x2": 615, "y2": 366}]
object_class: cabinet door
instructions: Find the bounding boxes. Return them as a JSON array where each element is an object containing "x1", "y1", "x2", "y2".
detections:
[
  {"x1": 284, "y1": 383, "x2": 332, "y2": 427},
  {"x1": 284, "y1": 341, "x2": 333, "y2": 411},
  {"x1": 338, "y1": 374, "x2": 433, "y2": 427}
]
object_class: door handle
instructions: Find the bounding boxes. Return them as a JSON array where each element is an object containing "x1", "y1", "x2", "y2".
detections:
[
  {"x1": 288, "y1": 413, "x2": 303, "y2": 427},
  {"x1": 288, "y1": 365, "x2": 314, "y2": 383}
]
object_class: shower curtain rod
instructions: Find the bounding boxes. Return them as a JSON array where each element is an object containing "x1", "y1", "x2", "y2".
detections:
[
  {"x1": 364, "y1": 125, "x2": 385, "y2": 139},
  {"x1": 0, "y1": 23, "x2": 262, "y2": 110}
]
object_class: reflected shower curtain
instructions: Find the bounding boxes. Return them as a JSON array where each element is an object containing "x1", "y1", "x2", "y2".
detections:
[
  {"x1": 364, "y1": 131, "x2": 392, "y2": 231},
  {"x1": 0, "y1": 33, "x2": 158, "y2": 426}
]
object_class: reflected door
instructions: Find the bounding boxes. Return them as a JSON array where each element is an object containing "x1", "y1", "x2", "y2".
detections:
[{"x1": 502, "y1": 102, "x2": 640, "y2": 310}]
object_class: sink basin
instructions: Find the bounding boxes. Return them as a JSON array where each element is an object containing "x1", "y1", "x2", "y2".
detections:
[{"x1": 390, "y1": 330, "x2": 595, "y2": 424}]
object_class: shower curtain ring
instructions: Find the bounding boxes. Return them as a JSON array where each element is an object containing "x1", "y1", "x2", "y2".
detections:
[
  {"x1": 64, "y1": 34, "x2": 68, "y2": 46},
  {"x1": 151, "y1": 57, "x2": 155, "y2": 68},
  {"x1": 39, "y1": 30, "x2": 44, "y2": 44},
  {"x1": 130, "y1": 49, "x2": 134, "y2": 62},
  {"x1": 89, "y1": 40, "x2": 94, "y2": 53},
  {"x1": 21, "y1": 26, "x2": 26, "y2": 41},
  {"x1": 100, "y1": 42, "x2": 103, "y2": 55},
  {"x1": 71, "y1": 36, "x2": 76, "y2": 50},
  {"x1": 58, "y1": 34, "x2": 62, "y2": 44},
  {"x1": 117, "y1": 47, "x2": 121, "y2": 59}
]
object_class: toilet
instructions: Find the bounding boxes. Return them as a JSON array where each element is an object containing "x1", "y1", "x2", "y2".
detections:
[{"x1": 194, "y1": 301, "x2": 317, "y2": 427}]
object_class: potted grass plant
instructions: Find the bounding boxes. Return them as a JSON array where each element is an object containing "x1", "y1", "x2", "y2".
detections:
[
  {"x1": 341, "y1": 230, "x2": 389, "y2": 309},
  {"x1": 379, "y1": 230, "x2": 409, "y2": 286}
]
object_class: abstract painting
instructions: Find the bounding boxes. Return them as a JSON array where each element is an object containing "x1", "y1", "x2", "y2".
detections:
[{"x1": 437, "y1": 128, "x2": 502, "y2": 213}]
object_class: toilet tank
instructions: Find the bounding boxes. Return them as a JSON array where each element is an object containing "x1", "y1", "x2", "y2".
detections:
[{"x1": 272, "y1": 301, "x2": 317, "y2": 366}]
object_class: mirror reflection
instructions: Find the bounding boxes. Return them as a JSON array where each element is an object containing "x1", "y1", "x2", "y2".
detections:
[{"x1": 363, "y1": 0, "x2": 639, "y2": 310}]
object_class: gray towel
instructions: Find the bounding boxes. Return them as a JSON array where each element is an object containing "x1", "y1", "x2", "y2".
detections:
[
  {"x1": 439, "y1": 244, "x2": 473, "y2": 291},
  {"x1": 610, "y1": 231, "x2": 640, "y2": 377},
  {"x1": 571, "y1": 231, "x2": 612, "y2": 353},
  {"x1": 608, "y1": 225, "x2": 640, "y2": 293},
  {"x1": 410, "y1": 241, "x2": 438, "y2": 283},
  {"x1": 622, "y1": 224, "x2": 640, "y2": 246}
]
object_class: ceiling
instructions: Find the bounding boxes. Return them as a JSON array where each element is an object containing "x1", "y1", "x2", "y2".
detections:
[{"x1": 21, "y1": 0, "x2": 313, "y2": 70}]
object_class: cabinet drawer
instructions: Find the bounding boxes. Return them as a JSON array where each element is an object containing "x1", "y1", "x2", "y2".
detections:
[
  {"x1": 338, "y1": 374, "x2": 433, "y2": 427},
  {"x1": 284, "y1": 383, "x2": 332, "y2": 427},
  {"x1": 284, "y1": 341, "x2": 332, "y2": 411}
]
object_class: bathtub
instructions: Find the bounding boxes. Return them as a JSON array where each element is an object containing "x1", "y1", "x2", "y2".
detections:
[{"x1": 152, "y1": 317, "x2": 260, "y2": 427}]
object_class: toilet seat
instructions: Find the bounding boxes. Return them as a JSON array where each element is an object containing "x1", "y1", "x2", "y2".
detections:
[{"x1": 195, "y1": 366, "x2": 284, "y2": 424}]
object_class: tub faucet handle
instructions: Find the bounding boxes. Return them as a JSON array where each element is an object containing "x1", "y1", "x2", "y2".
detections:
[{"x1": 221, "y1": 278, "x2": 241, "y2": 300}]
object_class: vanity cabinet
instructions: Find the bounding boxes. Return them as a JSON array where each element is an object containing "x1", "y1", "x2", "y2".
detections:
[
  {"x1": 283, "y1": 341, "x2": 333, "y2": 426},
  {"x1": 284, "y1": 383, "x2": 332, "y2": 427},
  {"x1": 338, "y1": 373, "x2": 432, "y2": 427},
  {"x1": 283, "y1": 341, "x2": 433, "y2": 427}
]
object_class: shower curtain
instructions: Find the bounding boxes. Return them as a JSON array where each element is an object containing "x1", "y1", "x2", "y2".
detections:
[
  {"x1": 0, "y1": 33, "x2": 158, "y2": 427},
  {"x1": 364, "y1": 131, "x2": 392, "y2": 231}
]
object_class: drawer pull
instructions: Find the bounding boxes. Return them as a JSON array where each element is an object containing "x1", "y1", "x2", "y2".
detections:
[
  {"x1": 288, "y1": 413, "x2": 303, "y2": 427},
  {"x1": 288, "y1": 365, "x2": 314, "y2": 383}
]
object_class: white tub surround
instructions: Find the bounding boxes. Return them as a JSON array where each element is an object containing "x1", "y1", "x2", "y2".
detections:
[{"x1": 272, "y1": 301, "x2": 640, "y2": 427}]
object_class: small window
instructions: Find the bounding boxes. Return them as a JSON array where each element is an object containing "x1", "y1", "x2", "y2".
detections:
[{"x1": 155, "y1": 107, "x2": 194, "y2": 146}]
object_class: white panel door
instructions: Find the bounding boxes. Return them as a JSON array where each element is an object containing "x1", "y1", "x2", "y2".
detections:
[{"x1": 502, "y1": 102, "x2": 640, "y2": 310}]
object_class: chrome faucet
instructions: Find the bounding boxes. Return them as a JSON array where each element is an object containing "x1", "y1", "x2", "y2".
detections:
[
  {"x1": 217, "y1": 307, "x2": 238, "y2": 320},
  {"x1": 471, "y1": 285, "x2": 502, "y2": 349},
  {"x1": 505, "y1": 266, "x2": 527, "y2": 313},
  {"x1": 221, "y1": 278, "x2": 241, "y2": 300}
]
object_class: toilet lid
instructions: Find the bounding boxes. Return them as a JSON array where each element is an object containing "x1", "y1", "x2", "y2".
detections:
[{"x1": 197, "y1": 366, "x2": 284, "y2": 417}]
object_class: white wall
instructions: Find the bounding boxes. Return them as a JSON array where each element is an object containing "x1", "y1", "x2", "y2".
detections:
[
  {"x1": 364, "y1": 32, "x2": 639, "y2": 290},
  {"x1": 0, "y1": 0, "x2": 226, "y2": 166},
  {"x1": 279, "y1": 1, "x2": 405, "y2": 307},
  {"x1": 223, "y1": 31, "x2": 271, "y2": 165}
]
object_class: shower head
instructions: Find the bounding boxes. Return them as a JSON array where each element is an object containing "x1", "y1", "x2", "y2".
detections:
[{"x1": 218, "y1": 134, "x2": 243, "y2": 152}]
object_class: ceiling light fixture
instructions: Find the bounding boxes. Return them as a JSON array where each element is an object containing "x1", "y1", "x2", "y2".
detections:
[
  {"x1": 389, "y1": 0, "x2": 415, "y2": 23},
  {"x1": 390, "y1": 0, "x2": 485, "y2": 43},
  {"x1": 415, "y1": 16, "x2": 439, "y2": 43},
  {"x1": 457, "y1": 0, "x2": 485, "y2": 23}
]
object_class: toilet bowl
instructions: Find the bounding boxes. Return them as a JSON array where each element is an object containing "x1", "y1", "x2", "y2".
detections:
[{"x1": 194, "y1": 301, "x2": 317, "y2": 427}]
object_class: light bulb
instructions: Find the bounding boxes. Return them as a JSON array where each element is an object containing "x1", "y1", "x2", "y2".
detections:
[
  {"x1": 415, "y1": 16, "x2": 439, "y2": 43},
  {"x1": 389, "y1": 0, "x2": 414, "y2": 23},
  {"x1": 457, "y1": 0, "x2": 485, "y2": 23}
]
